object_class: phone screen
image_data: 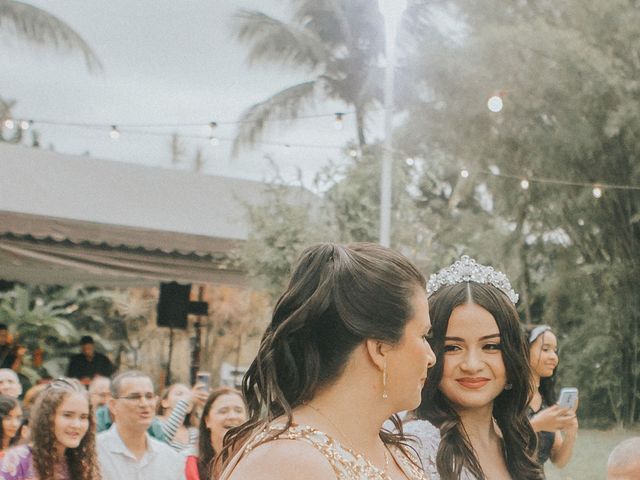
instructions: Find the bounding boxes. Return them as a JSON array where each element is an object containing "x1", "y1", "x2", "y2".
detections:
[
  {"x1": 558, "y1": 387, "x2": 578, "y2": 409},
  {"x1": 196, "y1": 371, "x2": 211, "y2": 389}
]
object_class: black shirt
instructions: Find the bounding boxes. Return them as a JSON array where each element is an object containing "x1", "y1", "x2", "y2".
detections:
[{"x1": 67, "y1": 352, "x2": 115, "y2": 380}]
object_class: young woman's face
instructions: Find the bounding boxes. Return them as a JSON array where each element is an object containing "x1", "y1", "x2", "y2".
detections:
[
  {"x1": 386, "y1": 289, "x2": 436, "y2": 411},
  {"x1": 163, "y1": 384, "x2": 190, "y2": 411},
  {"x1": 2, "y1": 405, "x2": 22, "y2": 441},
  {"x1": 438, "y1": 303, "x2": 507, "y2": 411},
  {"x1": 54, "y1": 392, "x2": 90, "y2": 450},
  {"x1": 529, "y1": 331, "x2": 558, "y2": 378},
  {"x1": 206, "y1": 393, "x2": 246, "y2": 448}
]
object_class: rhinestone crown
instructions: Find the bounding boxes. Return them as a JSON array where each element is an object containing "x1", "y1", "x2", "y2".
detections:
[{"x1": 427, "y1": 255, "x2": 519, "y2": 304}]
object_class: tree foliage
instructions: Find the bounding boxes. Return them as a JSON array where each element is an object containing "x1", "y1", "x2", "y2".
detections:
[{"x1": 239, "y1": 0, "x2": 640, "y2": 426}]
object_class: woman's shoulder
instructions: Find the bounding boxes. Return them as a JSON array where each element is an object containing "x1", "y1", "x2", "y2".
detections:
[
  {"x1": 227, "y1": 435, "x2": 335, "y2": 480},
  {"x1": 403, "y1": 419, "x2": 441, "y2": 444},
  {"x1": 402, "y1": 420, "x2": 440, "y2": 479},
  {"x1": 0, "y1": 445, "x2": 34, "y2": 479}
]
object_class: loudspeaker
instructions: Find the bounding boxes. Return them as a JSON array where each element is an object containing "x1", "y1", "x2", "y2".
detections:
[{"x1": 157, "y1": 282, "x2": 191, "y2": 329}]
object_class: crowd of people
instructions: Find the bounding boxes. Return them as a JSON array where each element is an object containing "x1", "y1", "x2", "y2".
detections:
[{"x1": 0, "y1": 243, "x2": 636, "y2": 479}]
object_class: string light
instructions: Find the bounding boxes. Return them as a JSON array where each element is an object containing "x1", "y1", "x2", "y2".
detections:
[
  {"x1": 3, "y1": 119, "x2": 15, "y2": 130},
  {"x1": 460, "y1": 169, "x2": 469, "y2": 178},
  {"x1": 592, "y1": 186, "x2": 603, "y2": 198},
  {"x1": 20, "y1": 120, "x2": 32, "y2": 130},
  {"x1": 109, "y1": 125, "x2": 120, "y2": 140},
  {"x1": 487, "y1": 95, "x2": 503, "y2": 113},
  {"x1": 577, "y1": 218, "x2": 585, "y2": 226},
  {"x1": 406, "y1": 157, "x2": 415, "y2": 166},
  {"x1": 348, "y1": 148, "x2": 359, "y2": 157},
  {"x1": 520, "y1": 179, "x2": 530, "y2": 190},
  {"x1": 489, "y1": 165, "x2": 501, "y2": 175},
  {"x1": 334, "y1": 112, "x2": 344, "y2": 130},
  {"x1": 207, "y1": 121, "x2": 220, "y2": 146}
]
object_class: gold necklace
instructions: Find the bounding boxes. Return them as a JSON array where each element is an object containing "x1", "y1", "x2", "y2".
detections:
[{"x1": 305, "y1": 402, "x2": 391, "y2": 476}]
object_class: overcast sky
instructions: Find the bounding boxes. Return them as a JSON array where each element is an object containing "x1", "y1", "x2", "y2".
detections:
[{"x1": 0, "y1": 0, "x2": 365, "y2": 188}]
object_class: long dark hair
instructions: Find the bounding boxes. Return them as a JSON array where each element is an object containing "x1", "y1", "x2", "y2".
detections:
[
  {"x1": 31, "y1": 378, "x2": 101, "y2": 480},
  {"x1": 527, "y1": 327, "x2": 557, "y2": 406},
  {"x1": 415, "y1": 282, "x2": 543, "y2": 480},
  {"x1": 0, "y1": 395, "x2": 20, "y2": 448},
  {"x1": 198, "y1": 388, "x2": 244, "y2": 480},
  {"x1": 219, "y1": 242, "x2": 426, "y2": 471}
]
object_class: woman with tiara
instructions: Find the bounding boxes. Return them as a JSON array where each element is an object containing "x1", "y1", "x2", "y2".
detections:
[
  {"x1": 404, "y1": 256, "x2": 543, "y2": 479},
  {"x1": 218, "y1": 243, "x2": 437, "y2": 480}
]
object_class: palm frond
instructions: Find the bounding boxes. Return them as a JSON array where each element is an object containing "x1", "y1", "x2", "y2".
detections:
[
  {"x1": 231, "y1": 80, "x2": 318, "y2": 157},
  {"x1": 0, "y1": 0, "x2": 102, "y2": 72},
  {"x1": 233, "y1": 9, "x2": 330, "y2": 70},
  {"x1": 292, "y1": 0, "x2": 352, "y2": 46}
]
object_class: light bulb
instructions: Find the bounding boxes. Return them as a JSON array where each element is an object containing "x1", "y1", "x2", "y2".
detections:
[
  {"x1": 109, "y1": 126, "x2": 120, "y2": 140},
  {"x1": 487, "y1": 95, "x2": 503, "y2": 113}
]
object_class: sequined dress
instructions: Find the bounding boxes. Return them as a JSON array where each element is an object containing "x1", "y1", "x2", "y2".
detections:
[{"x1": 220, "y1": 423, "x2": 430, "y2": 480}]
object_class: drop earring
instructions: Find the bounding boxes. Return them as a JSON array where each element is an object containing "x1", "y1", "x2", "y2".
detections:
[{"x1": 382, "y1": 359, "x2": 388, "y2": 399}]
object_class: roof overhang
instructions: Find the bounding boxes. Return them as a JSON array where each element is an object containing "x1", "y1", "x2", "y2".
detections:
[{"x1": 0, "y1": 143, "x2": 315, "y2": 287}]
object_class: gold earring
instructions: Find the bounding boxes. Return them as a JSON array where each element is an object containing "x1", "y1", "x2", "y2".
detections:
[{"x1": 382, "y1": 359, "x2": 388, "y2": 399}]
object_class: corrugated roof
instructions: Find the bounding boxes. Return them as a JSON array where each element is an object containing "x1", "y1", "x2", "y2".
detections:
[{"x1": 0, "y1": 144, "x2": 316, "y2": 286}]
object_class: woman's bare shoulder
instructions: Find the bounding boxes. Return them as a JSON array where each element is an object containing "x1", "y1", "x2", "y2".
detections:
[{"x1": 227, "y1": 437, "x2": 335, "y2": 480}]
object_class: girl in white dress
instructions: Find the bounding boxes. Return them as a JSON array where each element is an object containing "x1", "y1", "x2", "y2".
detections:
[{"x1": 404, "y1": 256, "x2": 544, "y2": 480}]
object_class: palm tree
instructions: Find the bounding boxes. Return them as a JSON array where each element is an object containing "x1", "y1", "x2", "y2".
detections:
[
  {"x1": 0, "y1": 0, "x2": 102, "y2": 71},
  {"x1": 231, "y1": 0, "x2": 384, "y2": 156}
]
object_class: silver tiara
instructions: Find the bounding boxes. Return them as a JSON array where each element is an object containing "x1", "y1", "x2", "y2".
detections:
[{"x1": 427, "y1": 255, "x2": 519, "y2": 304}]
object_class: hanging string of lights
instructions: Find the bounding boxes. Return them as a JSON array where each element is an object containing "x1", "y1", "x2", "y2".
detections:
[
  {"x1": 0, "y1": 111, "x2": 352, "y2": 150},
  {"x1": 456, "y1": 166, "x2": 640, "y2": 198},
  {"x1": 2, "y1": 109, "x2": 638, "y2": 195}
]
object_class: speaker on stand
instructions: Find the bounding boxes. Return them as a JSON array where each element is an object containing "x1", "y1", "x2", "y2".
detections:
[{"x1": 157, "y1": 283, "x2": 209, "y2": 386}]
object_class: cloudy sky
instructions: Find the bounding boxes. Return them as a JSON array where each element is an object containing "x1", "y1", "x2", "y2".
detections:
[{"x1": 0, "y1": 0, "x2": 366, "y2": 187}]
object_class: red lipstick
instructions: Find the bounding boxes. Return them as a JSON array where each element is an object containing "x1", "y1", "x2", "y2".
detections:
[{"x1": 456, "y1": 377, "x2": 490, "y2": 389}]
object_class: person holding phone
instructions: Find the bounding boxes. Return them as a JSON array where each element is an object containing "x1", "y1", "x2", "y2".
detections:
[
  {"x1": 157, "y1": 383, "x2": 209, "y2": 453},
  {"x1": 527, "y1": 325, "x2": 578, "y2": 468}
]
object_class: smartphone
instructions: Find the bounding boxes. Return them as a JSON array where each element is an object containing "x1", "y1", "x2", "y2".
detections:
[
  {"x1": 557, "y1": 387, "x2": 578, "y2": 409},
  {"x1": 196, "y1": 371, "x2": 211, "y2": 390}
]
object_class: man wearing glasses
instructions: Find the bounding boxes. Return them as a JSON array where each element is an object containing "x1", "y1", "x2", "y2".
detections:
[{"x1": 97, "y1": 371, "x2": 185, "y2": 479}]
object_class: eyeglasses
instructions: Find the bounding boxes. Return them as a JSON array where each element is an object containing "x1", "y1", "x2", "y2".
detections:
[{"x1": 115, "y1": 393, "x2": 156, "y2": 402}]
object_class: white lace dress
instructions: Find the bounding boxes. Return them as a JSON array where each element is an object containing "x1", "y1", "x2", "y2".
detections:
[
  {"x1": 403, "y1": 420, "x2": 440, "y2": 479},
  {"x1": 403, "y1": 419, "x2": 477, "y2": 480}
]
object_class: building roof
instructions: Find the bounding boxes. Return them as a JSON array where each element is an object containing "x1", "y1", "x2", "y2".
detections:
[{"x1": 0, "y1": 143, "x2": 313, "y2": 286}]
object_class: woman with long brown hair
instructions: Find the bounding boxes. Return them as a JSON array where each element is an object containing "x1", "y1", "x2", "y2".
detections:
[
  {"x1": 526, "y1": 325, "x2": 578, "y2": 468},
  {"x1": 218, "y1": 242, "x2": 437, "y2": 480},
  {"x1": 0, "y1": 378, "x2": 101, "y2": 480},
  {"x1": 0, "y1": 396, "x2": 21, "y2": 458},
  {"x1": 405, "y1": 256, "x2": 544, "y2": 479},
  {"x1": 185, "y1": 388, "x2": 247, "y2": 480}
]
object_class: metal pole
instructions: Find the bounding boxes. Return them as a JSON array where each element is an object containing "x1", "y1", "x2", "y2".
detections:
[
  {"x1": 189, "y1": 285, "x2": 204, "y2": 386},
  {"x1": 379, "y1": 19, "x2": 396, "y2": 247}
]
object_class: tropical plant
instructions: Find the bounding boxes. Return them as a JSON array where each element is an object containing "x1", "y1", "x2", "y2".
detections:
[
  {"x1": 231, "y1": 0, "x2": 384, "y2": 155},
  {"x1": 0, "y1": 0, "x2": 102, "y2": 71}
]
